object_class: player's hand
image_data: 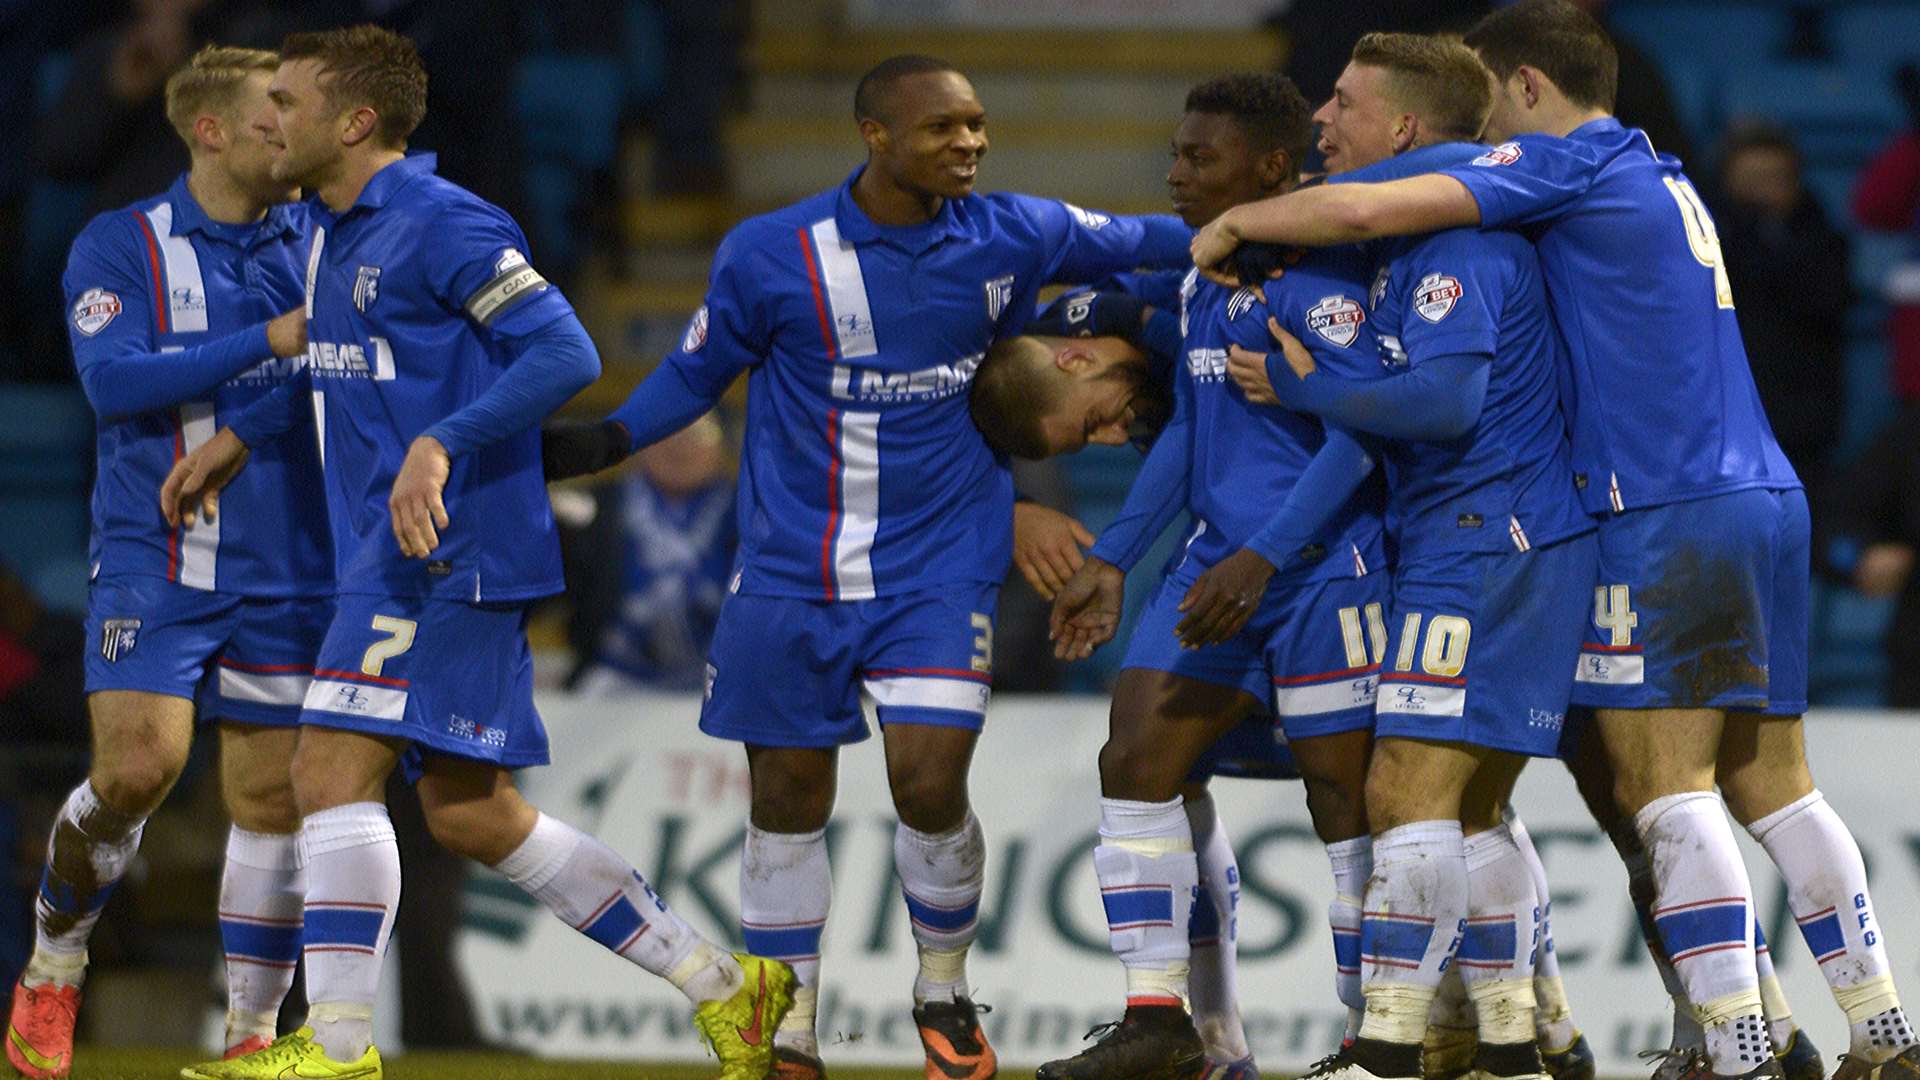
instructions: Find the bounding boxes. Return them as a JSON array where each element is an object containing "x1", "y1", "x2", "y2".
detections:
[
  {"x1": 1855, "y1": 542, "x2": 1916, "y2": 597},
  {"x1": 1176, "y1": 547, "x2": 1275, "y2": 648},
  {"x1": 1192, "y1": 210, "x2": 1245, "y2": 287},
  {"x1": 265, "y1": 308, "x2": 308, "y2": 359},
  {"x1": 1049, "y1": 557, "x2": 1124, "y2": 661},
  {"x1": 1012, "y1": 502, "x2": 1094, "y2": 600},
  {"x1": 160, "y1": 426, "x2": 249, "y2": 527},
  {"x1": 390, "y1": 435, "x2": 451, "y2": 558}
]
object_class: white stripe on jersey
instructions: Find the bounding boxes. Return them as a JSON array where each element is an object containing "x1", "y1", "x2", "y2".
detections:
[
  {"x1": 834, "y1": 411, "x2": 881, "y2": 600},
  {"x1": 1272, "y1": 673, "x2": 1378, "y2": 718},
  {"x1": 178, "y1": 401, "x2": 220, "y2": 590},
  {"x1": 219, "y1": 667, "x2": 312, "y2": 707},
  {"x1": 809, "y1": 218, "x2": 878, "y2": 359},
  {"x1": 865, "y1": 675, "x2": 991, "y2": 716},
  {"x1": 304, "y1": 225, "x2": 326, "y2": 318},
  {"x1": 146, "y1": 203, "x2": 209, "y2": 333},
  {"x1": 304, "y1": 678, "x2": 408, "y2": 722},
  {"x1": 1375, "y1": 679, "x2": 1467, "y2": 718},
  {"x1": 1574, "y1": 650, "x2": 1645, "y2": 685}
]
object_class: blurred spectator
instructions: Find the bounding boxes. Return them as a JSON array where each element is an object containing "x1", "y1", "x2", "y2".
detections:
[
  {"x1": 1271, "y1": 0, "x2": 1490, "y2": 113},
  {"x1": 1854, "y1": 63, "x2": 1920, "y2": 401},
  {"x1": 1709, "y1": 121, "x2": 1850, "y2": 512},
  {"x1": 558, "y1": 413, "x2": 736, "y2": 694},
  {"x1": 1826, "y1": 414, "x2": 1920, "y2": 707}
]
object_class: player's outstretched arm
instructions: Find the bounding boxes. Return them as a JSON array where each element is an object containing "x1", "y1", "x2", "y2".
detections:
[
  {"x1": 1176, "y1": 428, "x2": 1378, "y2": 649},
  {"x1": 1191, "y1": 175, "x2": 1480, "y2": 276},
  {"x1": 1230, "y1": 319, "x2": 1489, "y2": 442}
]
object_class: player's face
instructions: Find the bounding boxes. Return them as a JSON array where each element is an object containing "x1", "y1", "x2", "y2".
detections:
[
  {"x1": 1167, "y1": 111, "x2": 1271, "y2": 229},
  {"x1": 265, "y1": 59, "x2": 344, "y2": 187},
  {"x1": 875, "y1": 72, "x2": 989, "y2": 200},
  {"x1": 1033, "y1": 343, "x2": 1148, "y2": 457},
  {"x1": 226, "y1": 72, "x2": 299, "y2": 203},
  {"x1": 1313, "y1": 63, "x2": 1403, "y2": 175}
]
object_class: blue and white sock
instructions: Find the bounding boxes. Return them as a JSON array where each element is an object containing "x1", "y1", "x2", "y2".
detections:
[{"x1": 1096, "y1": 797, "x2": 1196, "y2": 1009}]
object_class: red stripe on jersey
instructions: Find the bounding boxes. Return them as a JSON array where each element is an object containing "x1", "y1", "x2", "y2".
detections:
[
  {"x1": 863, "y1": 667, "x2": 993, "y2": 684},
  {"x1": 218, "y1": 658, "x2": 316, "y2": 674},
  {"x1": 130, "y1": 210, "x2": 170, "y2": 333},
  {"x1": 821, "y1": 409, "x2": 842, "y2": 601},
  {"x1": 313, "y1": 667, "x2": 411, "y2": 689},
  {"x1": 797, "y1": 227, "x2": 837, "y2": 360}
]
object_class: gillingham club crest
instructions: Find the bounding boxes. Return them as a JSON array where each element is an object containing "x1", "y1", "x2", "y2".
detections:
[
  {"x1": 99, "y1": 618, "x2": 141, "y2": 662},
  {"x1": 353, "y1": 265, "x2": 382, "y2": 312},
  {"x1": 984, "y1": 274, "x2": 1015, "y2": 322}
]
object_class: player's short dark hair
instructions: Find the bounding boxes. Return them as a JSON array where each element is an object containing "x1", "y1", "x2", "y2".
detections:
[
  {"x1": 971, "y1": 336, "x2": 1065, "y2": 459},
  {"x1": 1465, "y1": 0, "x2": 1618, "y2": 112},
  {"x1": 854, "y1": 54, "x2": 961, "y2": 125},
  {"x1": 1183, "y1": 73, "x2": 1313, "y2": 180},
  {"x1": 1350, "y1": 33, "x2": 1493, "y2": 142},
  {"x1": 280, "y1": 24, "x2": 428, "y2": 146}
]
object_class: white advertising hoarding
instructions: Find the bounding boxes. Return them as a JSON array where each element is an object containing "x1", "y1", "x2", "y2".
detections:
[{"x1": 460, "y1": 695, "x2": 1920, "y2": 1072}]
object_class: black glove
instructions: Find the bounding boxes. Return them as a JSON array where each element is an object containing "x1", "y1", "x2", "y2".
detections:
[
  {"x1": 540, "y1": 418, "x2": 632, "y2": 482},
  {"x1": 1898, "y1": 62, "x2": 1920, "y2": 130},
  {"x1": 1229, "y1": 240, "x2": 1301, "y2": 289},
  {"x1": 1026, "y1": 289, "x2": 1150, "y2": 344}
]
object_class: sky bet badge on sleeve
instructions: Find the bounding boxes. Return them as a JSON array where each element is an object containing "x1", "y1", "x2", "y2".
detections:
[{"x1": 71, "y1": 288, "x2": 121, "y2": 336}]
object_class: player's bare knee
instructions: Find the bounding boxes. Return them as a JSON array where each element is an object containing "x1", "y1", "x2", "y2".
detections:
[
  {"x1": 1302, "y1": 775, "x2": 1367, "y2": 843},
  {"x1": 888, "y1": 764, "x2": 969, "y2": 833},
  {"x1": 90, "y1": 748, "x2": 185, "y2": 818},
  {"x1": 1096, "y1": 736, "x2": 1179, "y2": 802},
  {"x1": 225, "y1": 775, "x2": 300, "y2": 834}
]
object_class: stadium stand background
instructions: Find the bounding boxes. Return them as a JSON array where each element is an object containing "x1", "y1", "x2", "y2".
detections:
[{"x1": 1, "y1": 0, "x2": 1917, "y2": 1050}]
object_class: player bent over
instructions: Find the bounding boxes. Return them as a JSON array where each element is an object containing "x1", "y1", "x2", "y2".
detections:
[
  {"x1": 1040, "y1": 73, "x2": 1391, "y2": 1080},
  {"x1": 542, "y1": 54, "x2": 1194, "y2": 1080},
  {"x1": 7, "y1": 47, "x2": 318, "y2": 1080},
  {"x1": 1217, "y1": 35, "x2": 1594, "y2": 1080},
  {"x1": 162, "y1": 27, "x2": 789, "y2": 1080},
  {"x1": 1193, "y1": 5, "x2": 1920, "y2": 1080}
]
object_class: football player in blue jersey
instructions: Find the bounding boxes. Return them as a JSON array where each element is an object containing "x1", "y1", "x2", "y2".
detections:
[
  {"x1": 1192, "y1": 5, "x2": 1917, "y2": 1080},
  {"x1": 487, "y1": 53, "x2": 1193, "y2": 1080},
  {"x1": 160, "y1": 27, "x2": 793, "y2": 1080},
  {"x1": 7, "y1": 46, "x2": 318, "y2": 1080},
  {"x1": 1027, "y1": 72, "x2": 1391, "y2": 1080},
  {"x1": 1212, "y1": 35, "x2": 1596, "y2": 1080},
  {"x1": 978, "y1": 284, "x2": 1603, "y2": 1080}
]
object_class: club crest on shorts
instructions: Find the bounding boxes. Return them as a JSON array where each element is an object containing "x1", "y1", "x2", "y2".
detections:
[
  {"x1": 1306, "y1": 294, "x2": 1366, "y2": 347},
  {"x1": 1414, "y1": 273, "x2": 1463, "y2": 323},
  {"x1": 71, "y1": 288, "x2": 121, "y2": 336},
  {"x1": 99, "y1": 618, "x2": 141, "y2": 662},
  {"x1": 984, "y1": 274, "x2": 1015, "y2": 322},
  {"x1": 683, "y1": 304, "x2": 709, "y2": 352},
  {"x1": 353, "y1": 265, "x2": 382, "y2": 313}
]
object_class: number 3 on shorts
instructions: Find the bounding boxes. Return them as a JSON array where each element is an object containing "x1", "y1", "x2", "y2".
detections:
[{"x1": 361, "y1": 614, "x2": 417, "y2": 678}]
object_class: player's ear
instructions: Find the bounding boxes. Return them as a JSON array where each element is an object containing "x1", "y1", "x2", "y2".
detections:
[
  {"x1": 858, "y1": 117, "x2": 889, "y2": 156},
  {"x1": 1257, "y1": 148, "x2": 1291, "y2": 193},
  {"x1": 1392, "y1": 113, "x2": 1419, "y2": 155},
  {"x1": 340, "y1": 105, "x2": 380, "y2": 148},
  {"x1": 1054, "y1": 341, "x2": 1099, "y2": 376},
  {"x1": 192, "y1": 113, "x2": 225, "y2": 154},
  {"x1": 1516, "y1": 66, "x2": 1545, "y2": 110}
]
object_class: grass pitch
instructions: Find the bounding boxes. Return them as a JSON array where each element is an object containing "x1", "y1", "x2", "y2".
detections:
[{"x1": 64, "y1": 1047, "x2": 931, "y2": 1079}]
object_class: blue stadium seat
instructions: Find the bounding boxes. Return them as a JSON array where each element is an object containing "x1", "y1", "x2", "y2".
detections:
[
  {"x1": 1657, "y1": 60, "x2": 1721, "y2": 152},
  {"x1": 0, "y1": 386, "x2": 93, "y2": 612},
  {"x1": 1809, "y1": 584, "x2": 1894, "y2": 706},
  {"x1": 1842, "y1": 338, "x2": 1895, "y2": 453},
  {"x1": 1830, "y1": 4, "x2": 1920, "y2": 79},
  {"x1": 1609, "y1": 4, "x2": 1788, "y2": 77},
  {"x1": 1721, "y1": 63, "x2": 1903, "y2": 163},
  {"x1": 515, "y1": 54, "x2": 624, "y2": 270}
]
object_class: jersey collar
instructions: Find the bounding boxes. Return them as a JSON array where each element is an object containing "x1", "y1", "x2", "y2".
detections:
[
  {"x1": 1566, "y1": 116, "x2": 1625, "y2": 142},
  {"x1": 833, "y1": 165, "x2": 965, "y2": 254},
  {"x1": 164, "y1": 172, "x2": 303, "y2": 246},
  {"x1": 346, "y1": 151, "x2": 438, "y2": 215}
]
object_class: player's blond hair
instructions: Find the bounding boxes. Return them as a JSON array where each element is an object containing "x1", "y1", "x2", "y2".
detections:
[
  {"x1": 1351, "y1": 32, "x2": 1494, "y2": 143},
  {"x1": 164, "y1": 45, "x2": 280, "y2": 149}
]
